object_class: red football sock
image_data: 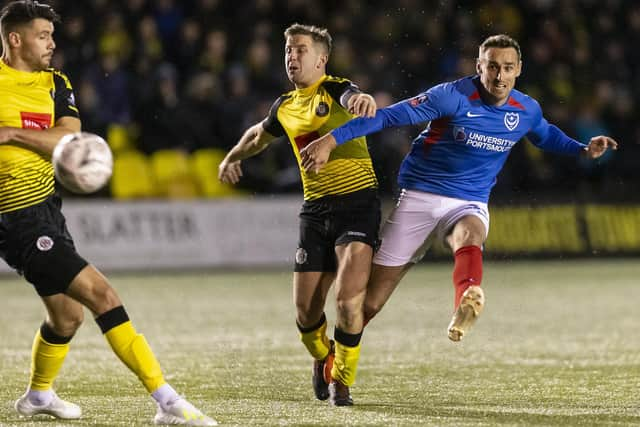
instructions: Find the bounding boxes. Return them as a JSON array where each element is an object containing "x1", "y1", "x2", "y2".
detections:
[{"x1": 453, "y1": 245, "x2": 483, "y2": 309}]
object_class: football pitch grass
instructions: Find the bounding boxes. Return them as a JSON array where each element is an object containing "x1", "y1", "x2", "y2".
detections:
[{"x1": 1, "y1": 260, "x2": 639, "y2": 426}]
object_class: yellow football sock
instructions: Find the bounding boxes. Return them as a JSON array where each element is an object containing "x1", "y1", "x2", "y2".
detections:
[
  {"x1": 29, "y1": 329, "x2": 70, "y2": 391},
  {"x1": 331, "y1": 341, "x2": 361, "y2": 387},
  {"x1": 299, "y1": 317, "x2": 331, "y2": 361},
  {"x1": 104, "y1": 321, "x2": 165, "y2": 393}
]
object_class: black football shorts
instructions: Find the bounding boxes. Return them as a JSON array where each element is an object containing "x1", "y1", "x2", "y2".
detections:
[
  {"x1": 0, "y1": 195, "x2": 88, "y2": 296},
  {"x1": 295, "y1": 188, "x2": 381, "y2": 272}
]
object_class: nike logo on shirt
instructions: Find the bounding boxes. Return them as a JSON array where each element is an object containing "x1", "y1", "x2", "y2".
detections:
[{"x1": 466, "y1": 111, "x2": 483, "y2": 117}]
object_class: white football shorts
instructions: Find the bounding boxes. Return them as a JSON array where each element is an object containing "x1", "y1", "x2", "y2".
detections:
[{"x1": 373, "y1": 189, "x2": 490, "y2": 266}]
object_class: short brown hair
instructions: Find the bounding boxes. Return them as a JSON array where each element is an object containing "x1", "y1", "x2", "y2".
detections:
[
  {"x1": 479, "y1": 34, "x2": 522, "y2": 61},
  {"x1": 284, "y1": 23, "x2": 332, "y2": 54},
  {"x1": 0, "y1": 0, "x2": 59, "y2": 40}
]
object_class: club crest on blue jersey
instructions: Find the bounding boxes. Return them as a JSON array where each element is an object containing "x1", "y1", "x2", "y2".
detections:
[
  {"x1": 409, "y1": 94, "x2": 428, "y2": 107},
  {"x1": 453, "y1": 126, "x2": 466, "y2": 142},
  {"x1": 504, "y1": 112, "x2": 519, "y2": 131}
]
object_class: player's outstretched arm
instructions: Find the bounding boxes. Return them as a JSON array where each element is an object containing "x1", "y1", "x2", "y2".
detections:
[
  {"x1": 218, "y1": 121, "x2": 275, "y2": 184},
  {"x1": 302, "y1": 89, "x2": 441, "y2": 173},
  {"x1": 300, "y1": 133, "x2": 337, "y2": 173},
  {"x1": 0, "y1": 116, "x2": 81, "y2": 156},
  {"x1": 584, "y1": 135, "x2": 618, "y2": 159},
  {"x1": 347, "y1": 93, "x2": 376, "y2": 118}
]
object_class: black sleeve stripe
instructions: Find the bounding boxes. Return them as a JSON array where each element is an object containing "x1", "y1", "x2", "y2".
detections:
[
  {"x1": 52, "y1": 69, "x2": 73, "y2": 89},
  {"x1": 321, "y1": 79, "x2": 361, "y2": 109},
  {"x1": 262, "y1": 95, "x2": 289, "y2": 137},
  {"x1": 52, "y1": 72, "x2": 80, "y2": 120}
]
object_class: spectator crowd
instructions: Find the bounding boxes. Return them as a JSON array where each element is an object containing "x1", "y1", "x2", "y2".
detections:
[{"x1": 15, "y1": 0, "x2": 638, "y2": 202}]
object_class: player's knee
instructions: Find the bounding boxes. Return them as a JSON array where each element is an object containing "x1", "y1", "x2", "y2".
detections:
[
  {"x1": 450, "y1": 230, "x2": 481, "y2": 251},
  {"x1": 450, "y1": 218, "x2": 486, "y2": 249}
]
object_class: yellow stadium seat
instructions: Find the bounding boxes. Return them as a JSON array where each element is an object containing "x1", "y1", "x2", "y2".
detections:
[
  {"x1": 106, "y1": 123, "x2": 133, "y2": 153},
  {"x1": 190, "y1": 148, "x2": 243, "y2": 198},
  {"x1": 110, "y1": 149, "x2": 155, "y2": 199},
  {"x1": 149, "y1": 149, "x2": 198, "y2": 198}
]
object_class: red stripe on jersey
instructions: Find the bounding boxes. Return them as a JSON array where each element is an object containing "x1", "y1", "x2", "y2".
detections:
[
  {"x1": 468, "y1": 91, "x2": 481, "y2": 101},
  {"x1": 422, "y1": 117, "x2": 449, "y2": 155},
  {"x1": 294, "y1": 131, "x2": 320, "y2": 151},
  {"x1": 507, "y1": 96, "x2": 525, "y2": 110},
  {"x1": 424, "y1": 118, "x2": 449, "y2": 144}
]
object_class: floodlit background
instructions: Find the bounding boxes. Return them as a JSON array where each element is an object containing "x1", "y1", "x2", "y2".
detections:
[{"x1": 29, "y1": 0, "x2": 640, "y2": 202}]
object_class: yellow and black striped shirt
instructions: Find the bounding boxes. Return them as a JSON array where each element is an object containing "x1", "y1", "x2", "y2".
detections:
[
  {"x1": 263, "y1": 75, "x2": 377, "y2": 201},
  {"x1": 0, "y1": 61, "x2": 79, "y2": 213}
]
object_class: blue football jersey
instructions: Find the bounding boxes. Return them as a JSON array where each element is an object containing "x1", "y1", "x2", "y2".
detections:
[{"x1": 331, "y1": 76, "x2": 586, "y2": 202}]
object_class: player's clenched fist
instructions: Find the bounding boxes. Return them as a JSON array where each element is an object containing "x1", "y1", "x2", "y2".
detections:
[
  {"x1": 347, "y1": 93, "x2": 376, "y2": 118},
  {"x1": 584, "y1": 135, "x2": 618, "y2": 159}
]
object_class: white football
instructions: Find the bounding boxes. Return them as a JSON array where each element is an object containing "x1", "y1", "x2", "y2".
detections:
[{"x1": 52, "y1": 132, "x2": 113, "y2": 194}]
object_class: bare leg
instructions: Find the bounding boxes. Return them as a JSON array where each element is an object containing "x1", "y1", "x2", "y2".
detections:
[
  {"x1": 293, "y1": 271, "x2": 335, "y2": 329},
  {"x1": 294, "y1": 271, "x2": 336, "y2": 401},
  {"x1": 327, "y1": 241, "x2": 374, "y2": 405},
  {"x1": 363, "y1": 262, "x2": 412, "y2": 325},
  {"x1": 65, "y1": 265, "x2": 122, "y2": 316},
  {"x1": 333, "y1": 242, "x2": 372, "y2": 334}
]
